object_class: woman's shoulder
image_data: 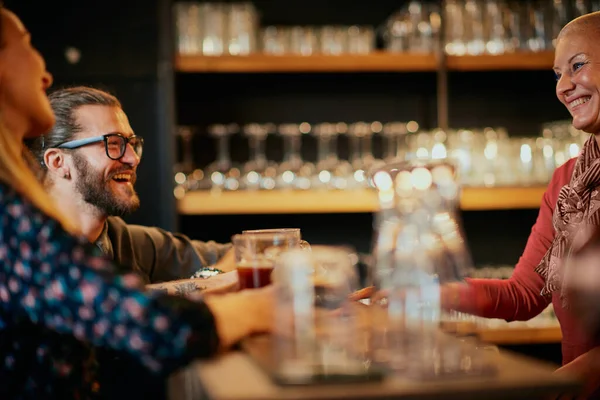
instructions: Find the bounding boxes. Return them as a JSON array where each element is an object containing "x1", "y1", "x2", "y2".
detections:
[
  {"x1": 0, "y1": 182, "x2": 65, "y2": 239},
  {"x1": 553, "y1": 157, "x2": 577, "y2": 185},
  {"x1": 545, "y1": 157, "x2": 577, "y2": 206}
]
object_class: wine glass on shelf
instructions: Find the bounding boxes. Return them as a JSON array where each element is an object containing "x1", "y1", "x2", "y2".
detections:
[
  {"x1": 276, "y1": 122, "x2": 313, "y2": 190},
  {"x1": 365, "y1": 121, "x2": 385, "y2": 170},
  {"x1": 348, "y1": 121, "x2": 384, "y2": 189},
  {"x1": 173, "y1": 126, "x2": 196, "y2": 199},
  {"x1": 344, "y1": 121, "x2": 367, "y2": 189},
  {"x1": 201, "y1": 123, "x2": 241, "y2": 192},
  {"x1": 331, "y1": 122, "x2": 354, "y2": 190},
  {"x1": 382, "y1": 122, "x2": 408, "y2": 163},
  {"x1": 241, "y1": 123, "x2": 278, "y2": 191},
  {"x1": 311, "y1": 123, "x2": 338, "y2": 190}
]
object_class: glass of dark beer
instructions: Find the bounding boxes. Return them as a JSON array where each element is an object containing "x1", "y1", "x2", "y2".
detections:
[{"x1": 232, "y1": 232, "x2": 301, "y2": 290}]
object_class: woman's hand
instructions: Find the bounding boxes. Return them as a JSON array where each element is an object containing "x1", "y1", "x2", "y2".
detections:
[
  {"x1": 203, "y1": 285, "x2": 274, "y2": 350},
  {"x1": 349, "y1": 282, "x2": 472, "y2": 313}
]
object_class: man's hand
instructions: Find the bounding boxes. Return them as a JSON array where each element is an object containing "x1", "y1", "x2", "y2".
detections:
[
  {"x1": 212, "y1": 247, "x2": 236, "y2": 272},
  {"x1": 147, "y1": 270, "x2": 239, "y2": 297}
]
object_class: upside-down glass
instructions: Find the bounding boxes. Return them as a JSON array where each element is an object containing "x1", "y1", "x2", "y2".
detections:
[{"x1": 232, "y1": 232, "x2": 301, "y2": 290}]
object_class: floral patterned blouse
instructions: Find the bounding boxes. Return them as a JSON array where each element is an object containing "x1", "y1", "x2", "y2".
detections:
[{"x1": 0, "y1": 183, "x2": 220, "y2": 399}]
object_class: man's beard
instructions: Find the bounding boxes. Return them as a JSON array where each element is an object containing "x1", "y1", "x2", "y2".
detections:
[{"x1": 72, "y1": 153, "x2": 140, "y2": 217}]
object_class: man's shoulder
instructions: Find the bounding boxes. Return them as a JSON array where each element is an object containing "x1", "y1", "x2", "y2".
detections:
[
  {"x1": 106, "y1": 216, "x2": 165, "y2": 239},
  {"x1": 106, "y1": 216, "x2": 128, "y2": 229}
]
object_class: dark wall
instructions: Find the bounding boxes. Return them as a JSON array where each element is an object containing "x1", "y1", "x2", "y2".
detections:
[{"x1": 8, "y1": 0, "x2": 177, "y2": 231}]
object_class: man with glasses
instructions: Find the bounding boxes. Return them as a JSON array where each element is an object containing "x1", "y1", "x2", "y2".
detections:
[{"x1": 27, "y1": 86, "x2": 236, "y2": 296}]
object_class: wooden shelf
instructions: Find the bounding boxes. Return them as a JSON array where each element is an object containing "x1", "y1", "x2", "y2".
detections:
[
  {"x1": 175, "y1": 52, "x2": 438, "y2": 73},
  {"x1": 477, "y1": 325, "x2": 562, "y2": 345},
  {"x1": 446, "y1": 51, "x2": 555, "y2": 71},
  {"x1": 175, "y1": 51, "x2": 554, "y2": 73},
  {"x1": 177, "y1": 186, "x2": 547, "y2": 215}
]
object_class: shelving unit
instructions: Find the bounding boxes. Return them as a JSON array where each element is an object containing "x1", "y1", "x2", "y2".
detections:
[
  {"x1": 175, "y1": 52, "x2": 438, "y2": 73},
  {"x1": 177, "y1": 186, "x2": 547, "y2": 215},
  {"x1": 175, "y1": 51, "x2": 555, "y2": 74},
  {"x1": 478, "y1": 326, "x2": 562, "y2": 345},
  {"x1": 446, "y1": 51, "x2": 555, "y2": 71}
]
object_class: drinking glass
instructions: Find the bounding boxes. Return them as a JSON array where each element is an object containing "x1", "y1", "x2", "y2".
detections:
[
  {"x1": 271, "y1": 245, "x2": 368, "y2": 382},
  {"x1": 174, "y1": 2, "x2": 202, "y2": 55},
  {"x1": 226, "y1": 2, "x2": 259, "y2": 55},
  {"x1": 275, "y1": 123, "x2": 309, "y2": 190},
  {"x1": 242, "y1": 228, "x2": 311, "y2": 251},
  {"x1": 232, "y1": 232, "x2": 301, "y2": 290},
  {"x1": 319, "y1": 26, "x2": 347, "y2": 55},
  {"x1": 173, "y1": 126, "x2": 195, "y2": 197},
  {"x1": 203, "y1": 123, "x2": 241, "y2": 191},
  {"x1": 311, "y1": 123, "x2": 340, "y2": 189},
  {"x1": 382, "y1": 122, "x2": 408, "y2": 163},
  {"x1": 241, "y1": 123, "x2": 277, "y2": 191},
  {"x1": 199, "y1": 3, "x2": 227, "y2": 56},
  {"x1": 261, "y1": 26, "x2": 289, "y2": 55},
  {"x1": 289, "y1": 26, "x2": 318, "y2": 55}
]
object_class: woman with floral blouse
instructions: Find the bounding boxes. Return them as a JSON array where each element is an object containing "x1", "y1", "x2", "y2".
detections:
[{"x1": 0, "y1": 5, "x2": 273, "y2": 399}]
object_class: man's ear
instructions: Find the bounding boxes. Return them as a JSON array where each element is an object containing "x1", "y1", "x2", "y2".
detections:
[{"x1": 44, "y1": 149, "x2": 71, "y2": 179}]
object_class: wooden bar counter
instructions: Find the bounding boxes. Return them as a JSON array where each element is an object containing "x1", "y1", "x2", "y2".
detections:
[{"x1": 168, "y1": 336, "x2": 579, "y2": 400}]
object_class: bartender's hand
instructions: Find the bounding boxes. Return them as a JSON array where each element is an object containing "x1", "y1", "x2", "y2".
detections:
[
  {"x1": 348, "y1": 286, "x2": 375, "y2": 301},
  {"x1": 349, "y1": 282, "x2": 471, "y2": 312},
  {"x1": 203, "y1": 285, "x2": 274, "y2": 350}
]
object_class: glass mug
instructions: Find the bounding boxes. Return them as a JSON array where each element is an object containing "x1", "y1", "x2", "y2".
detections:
[
  {"x1": 242, "y1": 228, "x2": 311, "y2": 251},
  {"x1": 232, "y1": 232, "x2": 301, "y2": 290}
]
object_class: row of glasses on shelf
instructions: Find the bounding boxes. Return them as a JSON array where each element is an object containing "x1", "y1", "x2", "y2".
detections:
[
  {"x1": 173, "y1": 121, "x2": 419, "y2": 197},
  {"x1": 175, "y1": 2, "x2": 260, "y2": 55},
  {"x1": 174, "y1": 0, "x2": 600, "y2": 57},
  {"x1": 384, "y1": 0, "x2": 600, "y2": 55},
  {"x1": 442, "y1": 0, "x2": 600, "y2": 55},
  {"x1": 449, "y1": 121, "x2": 587, "y2": 187},
  {"x1": 174, "y1": 2, "x2": 375, "y2": 56},
  {"x1": 261, "y1": 25, "x2": 375, "y2": 56},
  {"x1": 173, "y1": 120, "x2": 586, "y2": 197}
]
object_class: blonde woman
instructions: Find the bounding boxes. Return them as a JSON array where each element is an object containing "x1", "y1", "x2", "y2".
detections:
[{"x1": 0, "y1": 6, "x2": 272, "y2": 399}]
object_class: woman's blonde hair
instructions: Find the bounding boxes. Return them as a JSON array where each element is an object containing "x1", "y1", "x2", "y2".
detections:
[
  {"x1": 0, "y1": 123, "x2": 78, "y2": 234},
  {"x1": 0, "y1": 4, "x2": 78, "y2": 235}
]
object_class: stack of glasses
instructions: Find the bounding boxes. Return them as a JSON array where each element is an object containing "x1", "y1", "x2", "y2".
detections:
[{"x1": 173, "y1": 120, "x2": 587, "y2": 197}]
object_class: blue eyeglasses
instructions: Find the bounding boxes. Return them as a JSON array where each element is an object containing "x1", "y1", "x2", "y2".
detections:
[{"x1": 54, "y1": 133, "x2": 144, "y2": 160}]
